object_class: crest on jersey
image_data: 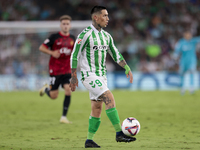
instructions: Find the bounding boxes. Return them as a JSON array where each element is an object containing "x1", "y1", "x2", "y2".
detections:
[
  {"x1": 70, "y1": 40, "x2": 74, "y2": 46},
  {"x1": 77, "y1": 39, "x2": 82, "y2": 44},
  {"x1": 104, "y1": 36, "x2": 108, "y2": 41},
  {"x1": 93, "y1": 38, "x2": 97, "y2": 42}
]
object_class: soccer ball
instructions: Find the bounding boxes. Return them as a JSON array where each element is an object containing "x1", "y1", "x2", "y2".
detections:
[{"x1": 121, "y1": 117, "x2": 140, "y2": 136}]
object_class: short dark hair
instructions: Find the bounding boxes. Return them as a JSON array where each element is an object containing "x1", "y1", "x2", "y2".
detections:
[
  {"x1": 91, "y1": 6, "x2": 107, "y2": 15},
  {"x1": 59, "y1": 15, "x2": 72, "y2": 22}
]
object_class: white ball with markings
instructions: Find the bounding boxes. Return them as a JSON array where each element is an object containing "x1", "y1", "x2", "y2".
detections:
[{"x1": 121, "y1": 117, "x2": 140, "y2": 136}]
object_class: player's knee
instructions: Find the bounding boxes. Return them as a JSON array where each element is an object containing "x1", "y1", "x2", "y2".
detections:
[
  {"x1": 65, "y1": 90, "x2": 71, "y2": 96},
  {"x1": 50, "y1": 92, "x2": 58, "y2": 99},
  {"x1": 50, "y1": 90, "x2": 58, "y2": 99},
  {"x1": 91, "y1": 100, "x2": 103, "y2": 116},
  {"x1": 51, "y1": 96, "x2": 58, "y2": 99},
  {"x1": 95, "y1": 104, "x2": 102, "y2": 112},
  {"x1": 91, "y1": 107, "x2": 102, "y2": 118}
]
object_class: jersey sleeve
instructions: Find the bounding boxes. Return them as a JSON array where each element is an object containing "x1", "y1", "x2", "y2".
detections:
[
  {"x1": 70, "y1": 32, "x2": 88, "y2": 69},
  {"x1": 107, "y1": 34, "x2": 124, "y2": 63},
  {"x1": 173, "y1": 40, "x2": 182, "y2": 59},
  {"x1": 192, "y1": 36, "x2": 200, "y2": 43},
  {"x1": 42, "y1": 34, "x2": 55, "y2": 49}
]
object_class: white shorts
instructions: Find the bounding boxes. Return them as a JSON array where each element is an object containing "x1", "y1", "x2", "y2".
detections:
[{"x1": 82, "y1": 75, "x2": 109, "y2": 100}]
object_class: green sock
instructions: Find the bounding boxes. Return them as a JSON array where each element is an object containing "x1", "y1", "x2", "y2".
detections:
[
  {"x1": 106, "y1": 107, "x2": 121, "y2": 132},
  {"x1": 87, "y1": 116, "x2": 101, "y2": 140}
]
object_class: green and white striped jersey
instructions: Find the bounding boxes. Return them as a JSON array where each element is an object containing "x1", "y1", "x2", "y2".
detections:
[{"x1": 70, "y1": 24, "x2": 124, "y2": 79}]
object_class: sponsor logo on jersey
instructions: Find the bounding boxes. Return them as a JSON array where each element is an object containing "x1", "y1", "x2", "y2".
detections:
[
  {"x1": 57, "y1": 42, "x2": 62, "y2": 45},
  {"x1": 93, "y1": 45, "x2": 109, "y2": 50},
  {"x1": 77, "y1": 39, "x2": 82, "y2": 44},
  {"x1": 44, "y1": 39, "x2": 50, "y2": 44},
  {"x1": 60, "y1": 47, "x2": 71, "y2": 55}
]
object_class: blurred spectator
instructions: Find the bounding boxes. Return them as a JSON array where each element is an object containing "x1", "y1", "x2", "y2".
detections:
[
  {"x1": 39, "y1": 5, "x2": 54, "y2": 20},
  {"x1": 12, "y1": 57, "x2": 24, "y2": 77},
  {"x1": 1, "y1": 0, "x2": 200, "y2": 75}
]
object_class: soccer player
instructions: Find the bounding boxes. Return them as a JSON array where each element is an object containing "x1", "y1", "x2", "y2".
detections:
[
  {"x1": 70, "y1": 6, "x2": 136, "y2": 148},
  {"x1": 39, "y1": 15, "x2": 75, "y2": 124},
  {"x1": 173, "y1": 30, "x2": 200, "y2": 94}
]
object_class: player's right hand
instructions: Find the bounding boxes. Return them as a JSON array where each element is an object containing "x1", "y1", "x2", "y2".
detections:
[
  {"x1": 51, "y1": 50, "x2": 60, "y2": 58},
  {"x1": 69, "y1": 77, "x2": 78, "y2": 92},
  {"x1": 126, "y1": 71, "x2": 133, "y2": 83}
]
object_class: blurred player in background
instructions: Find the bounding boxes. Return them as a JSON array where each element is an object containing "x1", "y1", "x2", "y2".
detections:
[
  {"x1": 39, "y1": 15, "x2": 75, "y2": 124},
  {"x1": 173, "y1": 30, "x2": 200, "y2": 94},
  {"x1": 70, "y1": 6, "x2": 136, "y2": 148}
]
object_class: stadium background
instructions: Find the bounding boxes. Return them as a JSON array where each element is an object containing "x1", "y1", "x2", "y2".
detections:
[{"x1": 1, "y1": 0, "x2": 200, "y2": 91}]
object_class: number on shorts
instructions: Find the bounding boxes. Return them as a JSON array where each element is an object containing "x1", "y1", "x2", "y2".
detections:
[
  {"x1": 95, "y1": 79, "x2": 102, "y2": 87},
  {"x1": 49, "y1": 77, "x2": 56, "y2": 85},
  {"x1": 89, "y1": 79, "x2": 102, "y2": 88}
]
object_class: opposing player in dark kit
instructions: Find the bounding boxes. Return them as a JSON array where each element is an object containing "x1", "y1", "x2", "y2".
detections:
[{"x1": 39, "y1": 15, "x2": 75, "y2": 124}]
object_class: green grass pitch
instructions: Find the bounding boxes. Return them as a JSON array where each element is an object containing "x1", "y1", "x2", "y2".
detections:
[{"x1": 0, "y1": 90, "x2": 200, "y2": 150}]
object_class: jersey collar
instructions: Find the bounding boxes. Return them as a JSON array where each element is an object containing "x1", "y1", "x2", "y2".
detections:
[
  {"x1": 59, "y1": 31, "x2": 70, "y2": 37},
  {"x1": 90, "y1": 24, "x2": 102, "y2": 33}
]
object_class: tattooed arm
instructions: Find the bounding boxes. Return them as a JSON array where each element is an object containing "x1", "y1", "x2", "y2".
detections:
[
  {"x1": 118, "y1": 60, "x2": 127, "y2": 68},
  {"x1": 69, "y1": 68, "x2": 79, "y2": 92},
  {"x1": 107, "y1": 33, "x2": 133, "y2": 83},
  {"x1": 118, "y1": 60, "x2": 133, "y2": 83}
]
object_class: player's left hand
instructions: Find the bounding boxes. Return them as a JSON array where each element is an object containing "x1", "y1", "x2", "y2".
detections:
[
  {"x1": 69, "y1": 77, "x2": 78, "y2": 92},
  {"x1": 126, "y1": 71, "x2": 133, "y2": 83}
]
